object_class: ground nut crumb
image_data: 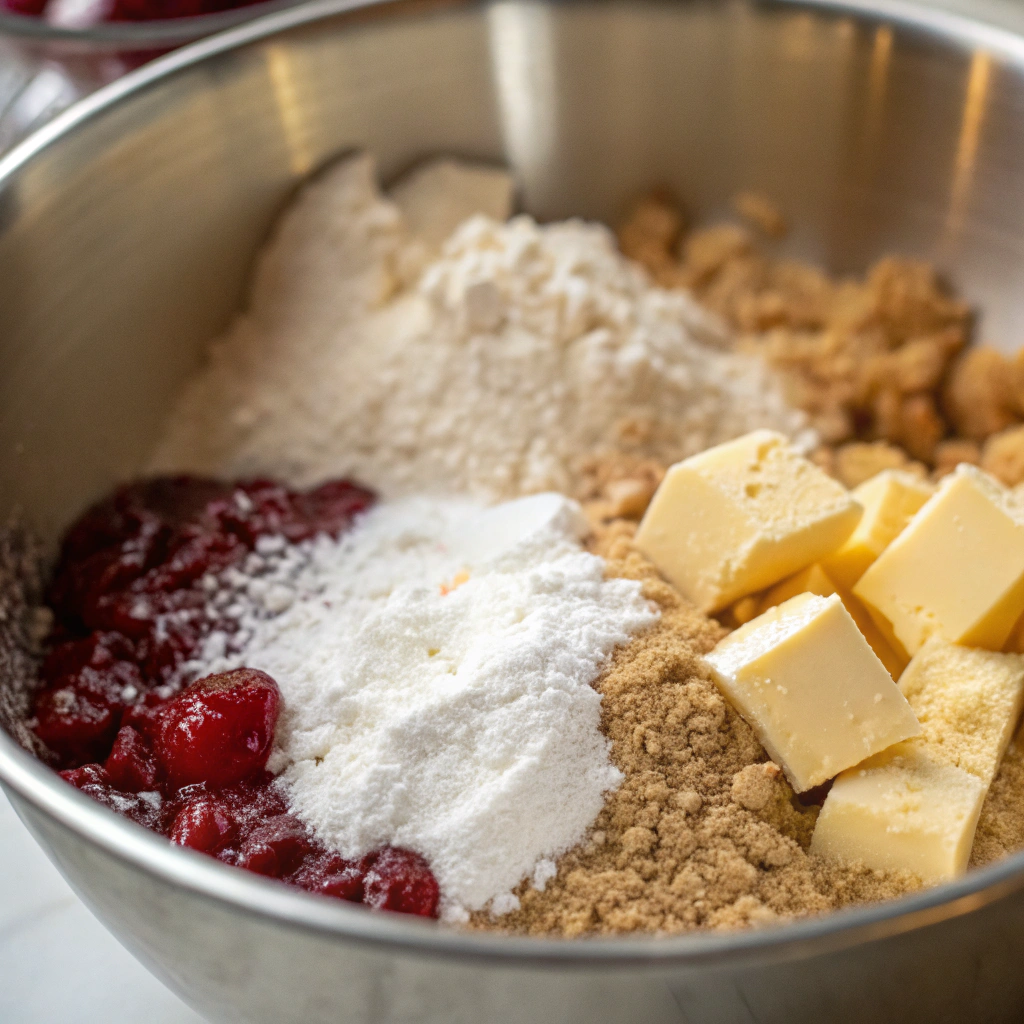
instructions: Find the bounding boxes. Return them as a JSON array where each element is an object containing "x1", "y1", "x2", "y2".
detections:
[
  {"x1": 617, "y1": 194, "x2": 684, "y2": 276},
  {"x1": 932, "y1": 438, "x2": 982, "y2": 480},
  {"x1": 732, "y1": 192, "x2": 787, "y2": 238},
  {"x1": 578, "y1": 453, "x2": 667, "y2": 524},
  {"x1": 616, "y1": 194, "x2": 1008, "y2": 469},
  {"x1": 471, "y1": 533, "x2": 917, "y2": 937},
  {"x1": 944, "y1": 347, "x2": 1019, "y2": 441},
  {"x1": 981, "y1": 425, "x2": 1024, "y2": 487},
  {"x1": 832, "y1": 441, "x2": 925, "y2": 489}
]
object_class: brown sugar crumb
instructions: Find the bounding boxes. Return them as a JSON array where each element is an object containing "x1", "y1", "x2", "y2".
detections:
[
  {"x1": 470, "y1": 528, "x2": 917, "y2": 937},
  {"x1": 615, "y1": 195, "x2": 1024, "y2": 470},
  {"x1": 971, "y1": 726, "x2": 1024, "y2": 867}
]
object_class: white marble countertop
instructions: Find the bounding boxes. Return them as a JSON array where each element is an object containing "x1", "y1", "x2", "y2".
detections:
[{"x1": 0, "y1": 788, "x2": 205, "y2": 1024}]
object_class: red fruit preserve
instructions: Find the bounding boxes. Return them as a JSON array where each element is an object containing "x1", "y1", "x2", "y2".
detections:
[
  {"x1": 34, "y1": 476, "x2": 439, "y2": 919},
  {"x1": 0, "y1": 0, "x2": 266, "y2": 24}
]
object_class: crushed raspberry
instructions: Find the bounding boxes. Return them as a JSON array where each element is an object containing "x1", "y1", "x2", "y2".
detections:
[
  {"x1": 60, "y1": 764, "x2": 164, "y2": 830},
  {"x1": 169, "y1": 794, "x2": 237, "y2": 852},
  {"x1": 363, "y1": 848, "x2": 441, "y2": 916},
  {"x1": 35, "y1": 475, "x2": 372, "y2": 767},
  {"x1": 153, "y1": 668, "x2": 280, "y2": 789},
  {"x1": 296, "y1": 853, "x2": 366, "y2": 902},
  {"x1": 35, "y1": 687, "x2": 117, "y2": 766},
  {"x1": 35, "y1": 476, "x2": 439, "y2": 919},
  {"x1": 236, "y1": 813, "x2": 313, "y2": 877},
  {"x1": 104, "y1": 725, "x2": 160, "y2": 792}
]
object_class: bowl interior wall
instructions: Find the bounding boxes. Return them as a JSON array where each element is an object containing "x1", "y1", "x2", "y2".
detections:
[{"x1": 0, "y1": 0, "x2": 1022, "y2": 545}]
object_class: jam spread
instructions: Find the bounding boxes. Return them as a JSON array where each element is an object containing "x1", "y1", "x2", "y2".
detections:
[{"x1": 34, "y1": 476, "x2": 439, "y2": 919}]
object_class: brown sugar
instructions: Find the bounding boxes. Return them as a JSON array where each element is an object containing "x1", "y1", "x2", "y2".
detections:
[
  {"x1": 971, "y1": 726, "x2": 1024, "y2": 868},
  {"x1": 471, "y1": 523, "x2": 917, "y2": 937}
]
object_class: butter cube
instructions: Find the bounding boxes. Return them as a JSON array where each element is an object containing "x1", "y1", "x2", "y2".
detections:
[
  {"x1": 636, "y1": 430, "x2": 862, "y2": 612},
  {"x1": 822, "y1": 471, "x2": 934, "y2": 589},
  {"x1": 760, "y1": 564, "x2": 908, "y2": 680},
  {"x1": 854, "y1": 465, "x2": 1024, "y2": 655},
  {"x1": 705, "y1": 593, "x2": 920, "y2": 791},
  {"x1": 811, "y1": 639, "x2": 1024, "y2": 881},
  {"x1": 759, "y1": 563, "x2": 837, "y2": 610},
  {"x1": 898, "y1": 640, "x2": 1024, "y2": 785},
  {"x1": 810, "y1": 742, "x2": 986, "y2": 882},
  {"x1": 1006, "y1": 611, "x2": 1024, "y2": 654}
]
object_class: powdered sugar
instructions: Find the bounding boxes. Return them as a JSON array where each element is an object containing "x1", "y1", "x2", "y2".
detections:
[
  {"x1": 150, "y1": 153, "x2": 811, "y2": 499},
  {"x1": 190, "y1": 494, "x2": 658, "y2": 917}
]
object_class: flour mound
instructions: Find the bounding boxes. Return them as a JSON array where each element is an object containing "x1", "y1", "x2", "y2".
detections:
[
  {"x1": 150, "y1": 153, "x2": 810, "y2": 498},
  {"x1": 190, "y1": 494, "x2": 658, "y2": 917}
]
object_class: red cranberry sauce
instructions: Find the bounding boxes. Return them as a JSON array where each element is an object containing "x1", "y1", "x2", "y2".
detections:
[
  {"x1": 0, "y1": 0, "x2": 266, "y2": 25},
  {"x1": 35, "y1": 476, "x2": 440, "y2": 919}
]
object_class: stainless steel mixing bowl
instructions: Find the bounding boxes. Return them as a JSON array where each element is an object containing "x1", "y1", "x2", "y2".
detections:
[{"x1": 3, "y1": 0, "x2": 1024, "y2": 1020}]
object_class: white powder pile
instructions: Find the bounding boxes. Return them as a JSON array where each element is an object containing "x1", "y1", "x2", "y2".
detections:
[
  {"x1": 151, "y1": 153, "x2": 810, "y2": 499},
  {"x1": 189, "y1": 493, "x2": 658, "y2": 918}
]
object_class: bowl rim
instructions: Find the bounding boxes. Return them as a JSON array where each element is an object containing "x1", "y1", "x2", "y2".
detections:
[
  {"x1": 0, "y1": 0, "x2": 309, "y2": 49},
  {"x1": 4, "y1": 0, "x2": 1024, "y2": 970}
]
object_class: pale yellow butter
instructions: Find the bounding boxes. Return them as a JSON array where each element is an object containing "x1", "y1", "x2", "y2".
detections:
[
  {"x1": 1006, "y1": 611, "x2": 1024, "y2": 654},
  {"x1": 854, "y1": 465, "x2": 1024, "y2": 655},
  {"x1": 810, "y1": 741, "x2": 986, "y2": 883},
  {"x1": 704, "y1": 593, "x2": 920, "y2": 792},
  {"x1": 898, "y1": 639, "x2": 1024, "y2": 786},
  {"x1": 635, "y1": 430, "x2": 862, "y2": 613},
  {"x1": 760, "y1": 564, "x2": 908, "y2": 680},
  {"x1": 759, "y1": 563, "x2": 838, "y2": 610},
  {"x1": 810, "y1": 639, "x2": 1024, "y2": 880},
  {"x1": 822, "y1": 470, "x2": 934, "y2": 589}
]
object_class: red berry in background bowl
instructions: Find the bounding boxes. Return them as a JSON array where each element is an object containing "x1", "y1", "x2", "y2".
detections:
[{"x1": 153, "y1": 668, "x2": 280, "y2": 789}]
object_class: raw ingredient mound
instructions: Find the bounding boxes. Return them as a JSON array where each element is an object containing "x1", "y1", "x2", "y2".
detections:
[
  {"x1": 186, "y1": 493, "x2": 659, "y2": 918},
  {"x1": 474, "y1": 521, "x2": 918, "y2": 936},
  {"x1": 150, "y1": 154, "x2": 809, "y2": 500}
]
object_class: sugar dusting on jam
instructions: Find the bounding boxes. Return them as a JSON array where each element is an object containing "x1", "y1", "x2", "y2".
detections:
[{"x1": 32, "y1": 476, "x2": 439, "y2": 919}]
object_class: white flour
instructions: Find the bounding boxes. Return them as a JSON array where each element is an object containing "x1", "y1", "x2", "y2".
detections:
[
  {"x1": 189, "y1": 494, "x2": 658, "y2": 918},
  {"x1": 150, "y1": 153, "x2": 810, "y2": 498}
]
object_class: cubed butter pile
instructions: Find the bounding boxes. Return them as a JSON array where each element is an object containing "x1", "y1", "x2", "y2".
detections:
[
  {"x1": 760, "y1": 563, "x2": 907, "y2": 680},
  {"x1": 855, "y1": 466, "x2": 1024, "y2": 656},
  {"x1": 810, "y1": 742, "x2": 987, "y2": 882},
  {"x1": 822, "y1": 471, "x2": 934, "y2": 589},
  {"x1": 636, "y1": 432, "x2": 1024, "y2": 883},
  {"x1": 705, "y1": 593, "x2": 920, "y2": 792},
  {"x1": 634, "y1": 430, "x2": 862, "y2": 613},
  {"x1": 812, "y1": 642, "x2": 1024, "y2": 880}
]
